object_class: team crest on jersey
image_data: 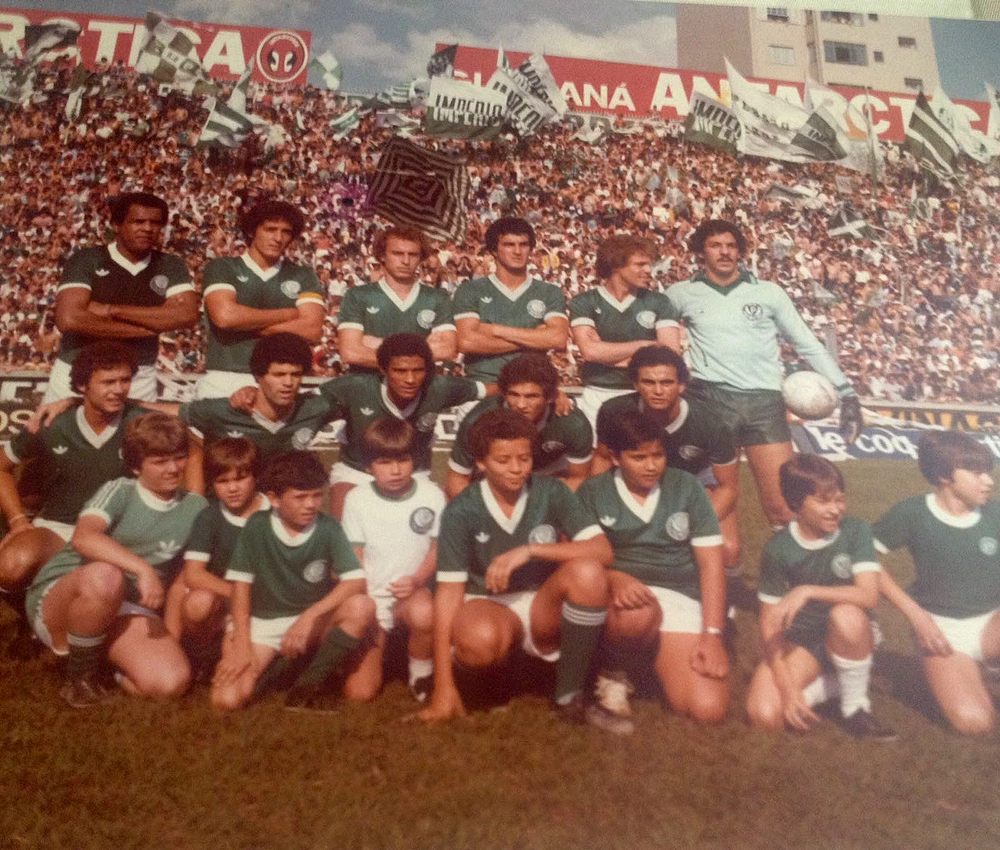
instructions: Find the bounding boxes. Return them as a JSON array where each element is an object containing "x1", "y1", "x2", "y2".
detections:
[
  {"x1": 528, "y1": 524, "x2": 557, "y2": 544},
  {"x1": 527, "y1": 299, "x2": 546, "y2": 319},
  {"x1": 541, "y1": 440, "x2": 565, "y2": 454},
  {"x1": 302, "y1": 560, "x2": 326, "y2": 583},
  {"x1": 678, "y1": 445, "x2": 705, "y2": 462},
  {"x1": 280, "y1": 280, "x2": 301, "y2": 299},
  {"x1": 416, "y1": 412, "x2": 438, "y2": 433},
  {"x1": 417, "y1": 309, "x2": 436, "y2": 330},
  {"x1": 980, "y1": 537, "x2": 999, "y2": 557},
  {"x1": 636, "y1": 310, "x2": 656, "y2": 330},
  {"x1": 830, "y1": 553, "x2": 853, "y2": 580},
  {"x1": 409, "y1": 507, "x2": 435, "y2": 534},
  {"x1": 291, "y1": 427, "x2": 315, "y2": 450},
  {"x1": 665, "y1": 512, "x2": 690, "y2": 541},
  {"x1": 741, "y1": 303, "x2": 763, "y2": 321},
  {"x1": 149, "y1": 274, "x2": 169, "y2": 296}
]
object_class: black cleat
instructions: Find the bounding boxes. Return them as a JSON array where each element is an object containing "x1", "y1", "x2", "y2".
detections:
[
  {"x1": 284, "y1": 686, "x2": 340, "y2": 714},
  {"x1": 59, "y1": 673, "x2": 114, "y2": 708},
  {"x1": 840, "y1": 709, "x2": 898, "y2": 742},
  {"x1": 409, "y1": 674, "x2": 433, "y2": 704}
]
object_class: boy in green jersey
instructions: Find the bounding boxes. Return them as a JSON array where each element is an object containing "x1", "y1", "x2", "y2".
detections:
[
  {"x1": 211, "y1": 451, "x2": 374, "y2": 712},
  {"x1": 25, "y1": 413, "x2": 207, "y2": 707},
  {"x1": 875, "y1": 430, "x2": 1000, "y2": 735},
  {"x1": 746, "y1": 455, "x2": 895, "y2": 740}
]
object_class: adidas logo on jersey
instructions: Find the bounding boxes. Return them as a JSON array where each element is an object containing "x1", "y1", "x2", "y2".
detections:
[
  {"x1": 157, "y1": 539, "x2": 181, "y2": 557},
  {"x1": 53, "y1": 445, "x2": 69, "y2": 454},
  {"x1": 599, "y1": 515, "x2": 616, "y2": 526},
  {"x1": 360, "y1": 407, "x2": 374, "y2": 416},
  {"x1": 475, "y1": 531, "x2": 490, "y2": 543},
  {"x1": 366, "y1": 306, "x2": 380, "y2": 314},
  {"x1": 480, "y1": 296, "x2": 492, "y2": 304},
  {"x1": 227, "y1": 430, "x2": 245, "y2": 438},
  {"x1": 95, "y1": 268, "x2": 110, "y2": 277},
  {"x1": 237, "y1": 274, "x2": 249, "y2": 282}
]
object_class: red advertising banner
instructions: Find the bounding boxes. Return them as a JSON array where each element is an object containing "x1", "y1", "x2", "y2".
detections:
[
  {"x1": 0, "y1": 6, "x2": 311, "y2": 85},
  {"x1": 453, "y1": 45, "x2": 990, "y2": 143}
]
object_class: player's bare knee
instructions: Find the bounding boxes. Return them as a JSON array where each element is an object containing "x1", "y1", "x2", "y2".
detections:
[
  {"x1": 949, "y1": 702, "x2": 995, "y2": 736},
  {"x1": 828, "y1": 603, "x2": 872, "y2": 649},
  {"x1": 405, "y1": 592, "x2": 434, "y2": 634},
  {"x1": 453, "y1": 617, "x2": 508, "y2": 668},
  {"x1": 340, "y1": 594, "x2": 377, "y2": 632},
  {"x1": 79, "y1": 562, "x2": 125, "y2": 605},
  {"x1": 608, "y1": 606, "x2": 659, "y2": 641},
  {"x1": 562, "y1": 558, "x2": 608, "y2": 605},
  {"x1": 746, "y1": 693, "x2": 783, "y2": 731},
  {"x1": 138, "y1": 663, "x2": 191, "y2": 702},
  {"x1": 0, "y1": 545, "x2": 39, "y2": 586},
  {"x1": 343, "y1": 677, "x2": 380, "y2": 703},
  {"x1": 211, "y1": 683, "x2": 246, "y2": 712},
  {"x1": 689, "y1": 686, "x2": 729, "y2": 725},
  {"x1": 182, "y1": 590, "x2": 216, "y2": 624}
]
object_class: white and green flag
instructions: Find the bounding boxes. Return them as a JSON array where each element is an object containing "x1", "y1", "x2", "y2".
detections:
[
  {"x1": 905, "y1": 91, "x2": 959, "y2": 179},
  {"x1": 425, "y1": 77, "x2": 506, "y2": 141},
  {"x1": 684, "y1": 90, "x2": 740, "y2": 156},
  {"x1": 311, "y1": 51, "x2": 342, "y2": 91},
  {"x1": 135, "y1": 12, "x2": 218, "y2": 96},
  {"x1": 930, "y1": 87, "x2": 998, "y2": 164},
  {"x1": 330, "y1": 108, "x2": 360, "y2": 140}
]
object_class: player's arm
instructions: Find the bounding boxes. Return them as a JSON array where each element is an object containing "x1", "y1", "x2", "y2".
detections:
[
  {"x1": 214, "y1": 580, "x2": 254, "y2": 684},
  {"x1": 259, "y1": 300, "x2": 324, "y2": 343},
  {"x1": 420, "y1": 579, "x2": 467, "y2": 722},
  {"x1": 769, "y1": 571, "x2": 879, "y2": 634},
  {"x1": 390, "y1": 540, "x2": 438, "y2": 600},
  {"x1": 101, "y1": 290, "x2": 199, "y2": 332},
  {"x1": 281, "y1": 576, "x2": 366, "y2": 658},
  {"x1": 0, "y1": 451, "x2": 32, "y2": 536},
  {"x1": 184, "y1": 435, "x2": 204, "y2": 495},
  {"x1": 491, "y1": 315, "x2": 568, "y2": 352},
  {"x1": 455, "y1": 315, "x2": 519, "y2": 356},
  {"x1": 759, "y1": 600, "x2": 820, "y2": 730},
  {"x1": 772, "y1": 290, "x2": 854, "y2": 397},
  {"x1": 180, "y1": 555, "x2": 234, "y2": 600},
  {"x1": 571, "y1": 324, "x2": 655, "y2": 367},
  {"x1": 877, "y1": 567, "x2": 952, "y2": 656},
  {"x1": 427, "y1": 329, "x2": 458, "y2": 363},
  {"x1": 707, "y1": 461, "x2": 738, "y2": 520},
  {"x1": 337, "y1": 326, "x2": 380, "y2": 370},
  {"x1": 655, "y1": 323, "x2": 681, "y2": 353},
  {"x1": 55, "y1": 287, "x2": 155, "y2": 339},
  {"x1": 444, "y1": 468, "x2": 471, "y2": 500},
  {"x1": 692, "y1": 542, "x2": 728, "y2": 678},
  {"x1": 485, "y1": 531, "x2": 613, "y2": 594},
  {"x1": 71, "y1": 513, "x2": 165, "y2": 609}
]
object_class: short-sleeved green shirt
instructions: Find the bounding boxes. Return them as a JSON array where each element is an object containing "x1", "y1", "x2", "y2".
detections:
[
  {"x1": 437, "y1": 476, "x2": 602, "y2": 595},
  {"x1": 874, "y1": 495, "x2": 1000, "y2": 618},
  {"x1": 225, "y1": 511, "x2": 363, "y2": 620},
  {"x1": 578, "y1": 467, "x2": 722, "y2": 599},
  {"x1": 183, "y1": 496, "x2": 268, "y2": 578}
]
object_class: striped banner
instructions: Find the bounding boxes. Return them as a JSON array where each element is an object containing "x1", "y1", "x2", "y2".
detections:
[
  {"x1": 135, "y1": 12, "x2": 218, "y2": 96},
  {"x1": 197, "y1": 99, "x2": 255, "y2": 148},
  {"x1": 905, "y1": 91, "x2": 959, "y2": 179},
  {"x1": 366, "y1": 136, "x2": 469, "y2": 242}
]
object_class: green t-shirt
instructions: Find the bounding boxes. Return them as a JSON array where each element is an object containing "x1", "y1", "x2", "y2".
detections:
[
  {"x1": 578, "y1": 467, "x2": 721, "y2": 599},
  {"x1": 226, "y1": 511, "x2": 363, "y2": 620},
  {"x1": 437, "y1": 476, "x2": 601, "y2": 595},
  {"x1": 874, "y1": 495, "x2": 1000, "y2": 618},
  {"x1": 183, "y1": 496, "x2": 268, "y2": 578}
]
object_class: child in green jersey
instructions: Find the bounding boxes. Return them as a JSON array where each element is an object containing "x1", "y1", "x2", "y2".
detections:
[
  {"x1": 875, "y1": 430, "x2": 1000, "y2": 735},
  {"x1": 746, "y1": 454, "x2": 895, "y2": 740}
]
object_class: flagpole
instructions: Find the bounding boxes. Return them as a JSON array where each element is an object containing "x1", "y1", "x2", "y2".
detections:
[{"x1": 864, "y1": 87, "x2": 879, "y2": 191}]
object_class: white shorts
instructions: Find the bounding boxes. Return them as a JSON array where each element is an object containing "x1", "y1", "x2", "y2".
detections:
[
  {"x1": 465, "y1": 590, "x2": 560, "y2": 662},
  {"x1": 196, "y1": 370, "x2": 258, "y2": 400},
  {"x1": 648, "y1": 585, "x2": 705, "y2": 634},
  {"x1": 577, "y1": 385, "x2": 632, "y2": 439},
  {"x1": 929, "y1": 608, "x2": 1000, "y2": 662},
  {"x1": 249, "y1": 615, "x2": 299, "y2": 651},
  {"x1": 44, "y1": 358, "x2": 157, "y2": 403},
  {"x1": 29, "y1": 580, "x2": 66, "y2": 655},
  {"x1": 328, "y1": 462, "x2": 431, "y2": 487},
  {"x1": 31, "y1": 517, "x2": 75, "y2": 543},
  {"x1": 118, "y1": 600, "x2": 161, "y2": 619},
  {"x1": 372, "y1": 592, "x2": 398, "y2": 633}
]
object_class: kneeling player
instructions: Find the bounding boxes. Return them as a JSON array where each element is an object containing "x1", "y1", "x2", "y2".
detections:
[
  {"x1": 25, "y1": 412, "x2": 207, "y2": 706},
  {"x1": 746, "y1": 455, "x2": 895, "y2": 740},
  {"x1": 875, "y1": 430, "x2": 1000, "y2": 735},
  {"x1": 165, "y1": 438, "x2": 268, "y2": 680},
  {"x1": 341, "y1": 418, "x2": 442, "y2": 703},
  {"x1": 211, "y1": 451, "x2": 375, "y2": 712},
  {"x1": 578, "y1": 410, "x2": 729, "y2": 729},
  {"x1": 420, "y1": 409, "x2": 615, "y2": 728}
]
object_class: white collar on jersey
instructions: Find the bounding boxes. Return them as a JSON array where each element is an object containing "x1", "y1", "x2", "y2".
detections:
[
  {"x1": 377, "y1": 278, "x2": 420, "y2": 312},
  {"x1": 788, "y1": 520, "x2": 840, "y2": 550},
  {"x1": 663, "y1": 398, "x2": 689, "y2": 434},
  {"x1": 613, "y1": 469, "x2": 660, "y2": 523},
  {"x1": 108, "y1": 242, "x2": 151, "y2": 276},
  {"x1": 479, "y1": 478, "x2": 528, "y2": 534},
  {"x1": 76, "y1": 405, "x2": 122, "y2": 450},
  {"x1": 380, "y1": 381, "x2": 420, "y2": 420},
  {"x1": 250, "y1": 409, "x2": 289, "y2": 434},
  {"x1": 135, "y1": 479, "x2": 180, "y2": 512},
  {"x1": 241, "y1": 251, "x2": 283, "y2": 282},
  {"x1": 270, "y1": 510, "x2": 317, "y2": 547},
  {"x1": 597, "y1": 285, "x2": 636, "y2": 313},
  {"x1": 488, "y1": 273, "x2": 533, "y2": 302},
  {"x1": 926, "y1": 492, "x2": 981, "y2": 529},
  {"x1": 221, "y1": 493, "x2": 270, "y2": 527}
]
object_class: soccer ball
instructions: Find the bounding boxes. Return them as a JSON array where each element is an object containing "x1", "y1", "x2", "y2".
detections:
[{"x1": 781, "y1": 371, "x2": 839, "y2": 420}]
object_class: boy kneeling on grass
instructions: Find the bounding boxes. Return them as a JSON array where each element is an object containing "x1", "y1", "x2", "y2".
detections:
[
  {"x1": 875, "y1": 430, "x2": 1000, "y2": 735},
  {"x1": 165, "y1": 437, "x2": 268, "y2": 682},
  {"x1": 25, "y1": 412, "x2": 207, "y2": 707},
  {"x1": 420, "y1": 408, "x2": 619, "y2": 730},
  {"x1": 340, "y1": 417, "x2": 442, "y2": 703},
  {"x1": 746, "y1": 454, "x2": 896, "y2": 741},
  {"x1": 211, "y1": 451, "x2": 375, "y2": 712}
]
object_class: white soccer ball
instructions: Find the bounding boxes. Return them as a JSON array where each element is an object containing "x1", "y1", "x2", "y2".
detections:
[{"x1": 781, "y1": 371, "x2": 839, "y2": 420}]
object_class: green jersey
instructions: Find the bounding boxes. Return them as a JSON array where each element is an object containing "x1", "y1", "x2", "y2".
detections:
[
  {"x1": 437, "y1": 476, "x2": 601, "y2": 595},
  {"x1": 568, "y1": 286, "x2": 679, "y2": 389},
  {"x1": 452, "y1": 274, "x2": 567, "y2": 382},
  {"x1": 578, "y1": 467, "x2": 721, "y2": 599},
  {"x1": 178, "y1": 395, "x2": 338, "y2": 463},
  {"x1": 449, "y1": 395, "x2": 593, "y2": 477},
  {"x1": 27, "y1": 478, "x2": 207, "y2": 612},
  {"x1": 57, "y1": 243, "x2": 194, "y2": 367},
  {"x1": 5, "y1": 402, "x2": 146, "y2": 525},
  {"x1": 318, "y1": 374, "x2": 484, "y2": 472},
  {"x1": 874, "y1": 495, "x2": 1000, "y2": 618},
  {"x1": 595, "y1": 395, "x2": 736, "y2": 475},
  {"x1": 759, "y1": 516, "x2": 879, "y2": 634},
  {"x1": 226, "y1": 511, "x2": 363, "y2": 620},
  {"x1": 184, "y1": 496, "x2": 268, "y2": 578},
  {"x1": 202, "y1": 253, "x2": 325, "y2": 373},
  {"x1": 666, "y1": 271, "x2": 851, "y2": 394}
]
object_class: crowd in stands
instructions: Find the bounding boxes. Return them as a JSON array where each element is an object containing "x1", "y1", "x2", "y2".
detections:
[{"x1": 2, "y1": 57, "x2": 999, "y2": 405}]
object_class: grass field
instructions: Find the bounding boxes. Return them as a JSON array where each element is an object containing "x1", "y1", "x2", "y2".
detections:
[{"x1": 2, "y1": 457, "x2": 1000, "y2": 850}]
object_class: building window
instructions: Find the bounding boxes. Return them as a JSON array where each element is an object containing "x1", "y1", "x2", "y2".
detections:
[
  {"x1": 769, "y1": 45, "x2": 796, "y2": 65},
  {"x1": 873, "y1": 50, "x2": 884, "y2": 63},
  {"x1": 823, "y1": 41, "x2": 868, "y2": 65},
  {"x1": 898, "y1": 36, "x2": 917, "y2": 48},
  {"x1": 821, "y1": 11, "x2": 863, "y2": 25},
  {"x1": 904, "y1": 77, "x2": 923, "y2": 91},
  {"x1": 868, "y1": 13, "x2": 879, "y2": 21},
  {"x1": 766, "y1": 7, "x2": 789, "y2": 22}
]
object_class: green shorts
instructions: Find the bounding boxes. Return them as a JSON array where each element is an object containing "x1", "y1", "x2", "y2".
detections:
[{"x1": 687, "y1": 381, "x2": 790, "y2": 447}]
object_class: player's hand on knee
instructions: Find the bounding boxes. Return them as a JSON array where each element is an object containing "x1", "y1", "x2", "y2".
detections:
[
  {"x1": 609, "y1": 572, "x2": 655, "y2": 610},
  {"x1": 280, "y1": 615, "x2": 314, "y2": 658},
  {"x1": 485, "y1": 546, "x2": 530, "y2": 594},
  {"x1": 136, "y1": 567, "x2": 165, "y2": 610},
  {"x1": 774, "y1": 587, "x2": 810, "y2": 632},
  {"x1": 781, "y1": 689, "x2": 820, "y2": 731},
  {"x1": 691, "y1": 633, "x2": 729, "y2": 679},
  {"x1": 389, "y1": 576, "x2": 418, "y2": 600},
  {"x1": 913, "y1": 608, "x2": 952, "y2": 656}
]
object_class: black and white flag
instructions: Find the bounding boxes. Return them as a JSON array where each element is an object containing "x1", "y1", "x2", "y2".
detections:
[
  {"x1": 135, "y1": 12, "x2": 218, "y2": 96},
  {"x1": 905, "y1": 91, "x2": 958, "y2": 179},
  {"x1": 24, "y1": 21, "x2": 81, "y2": 62},
  {"x1": 427, "y1": 44, "x2": 457, "y2": 79},
  {"x1": 829, "y1": 206, "x2": 873, "y2": 240}
]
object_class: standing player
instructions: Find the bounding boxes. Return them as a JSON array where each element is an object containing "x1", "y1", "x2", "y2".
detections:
[
  {"x1": 199, "y1": 200, "x2": 325, "y2": 398},
  {"x1": 568, "y1": 234, "x2": 680, "y2": 429},
  {"x1": 446, "y1": 354, "x2": 593, "y2": 498},
  {"x1": 420, "y1": 409, "x2": 617, "y2": 729},
  {"x1": 340, "y1": 418, "x2": 442, "y2": 703},
  {"x1": 666, "y1": 220, "x2": 863, "y2": 528},
  {"x1": 0, "y1": 343, "x2": 144, "y2": 657},
  {"x1": 45, "y1": 191, "x2": 199, "y2": 402},
  {"x1": 578, "y1": 410, "x2": 729, "y2": 729},
  {"x1": 25, "y1": 413, "x2": 207, "y2": 706},
  {"x1": 337, "y1": 226, "x2": 456, "y2": 372},
  {"x1": 746, "y1": 455, "x2": 894, "y2": 740},
  {"x1": 453, "y1": 217, "x2": 568, "y2": 384},
  {"x1": 875, "y1": 430, "x2": 1000, "y2": 735}
]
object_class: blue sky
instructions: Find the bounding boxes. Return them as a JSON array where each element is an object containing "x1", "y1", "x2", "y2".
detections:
[{"x1": 4, "y1": 1, "x2": 999, "y2": 101}]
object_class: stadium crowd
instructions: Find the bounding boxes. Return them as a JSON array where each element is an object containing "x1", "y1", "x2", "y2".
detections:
[{"x1": 0, "y1": 57, "x2": 998, "y2": 404}]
